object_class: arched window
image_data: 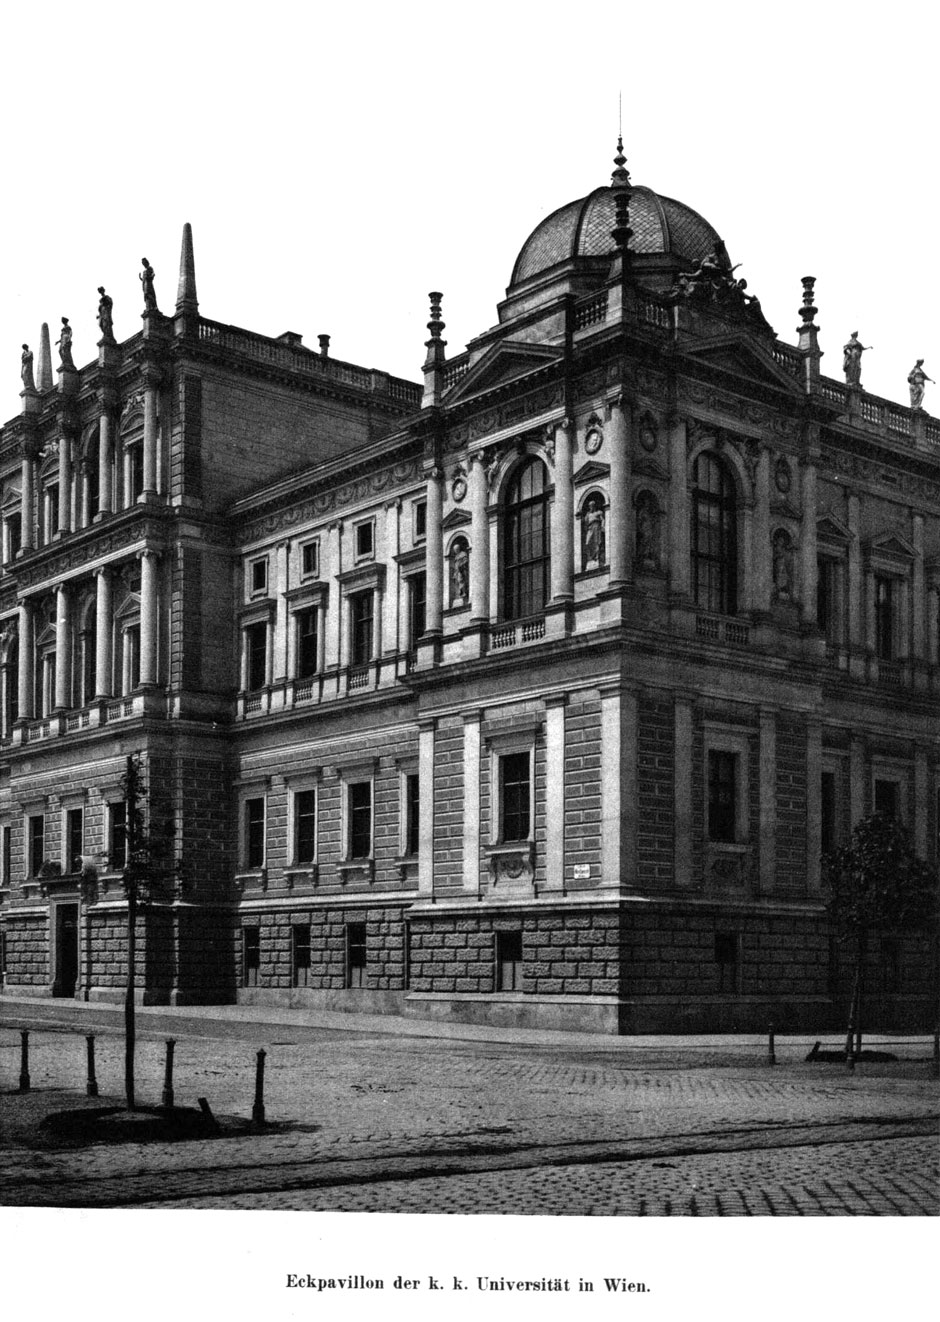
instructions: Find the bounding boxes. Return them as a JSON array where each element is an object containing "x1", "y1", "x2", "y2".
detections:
[
  {"x1": 691, "y1": 453, "x2": 737, "y2": 615},
  {"x1": 502, "y1": 457, "x2": 550, "y2": 620}
]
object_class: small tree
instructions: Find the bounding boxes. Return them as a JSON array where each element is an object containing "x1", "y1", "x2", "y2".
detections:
[
  {"x1": 823, "y1": 813, "x2": 938, "y2": 1057},
  {"x1": 118, "y1": 754, "x2": 174, "y2": 1110}
]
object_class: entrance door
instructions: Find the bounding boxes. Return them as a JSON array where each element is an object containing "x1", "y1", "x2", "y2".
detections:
[{"x1": 55, "y1": 904, "x2": 79, "y2": 997}]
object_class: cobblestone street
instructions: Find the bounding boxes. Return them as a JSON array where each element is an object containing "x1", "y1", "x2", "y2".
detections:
[{"x1": 1, "y1": 998, "x2": 937, "y2": 1216}]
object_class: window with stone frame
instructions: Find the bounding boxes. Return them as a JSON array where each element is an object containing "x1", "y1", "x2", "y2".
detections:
[
  {"x1": 292, "y1": 923, "x2": 311, "y2": 987},
  {"x1": 28, "y1": 812, "x2": 44, "y2": 876},
  {"x1": 502, "y1": 456, "x2": 551, "y2": 620},
  {"x1": 65, "y1": 807, "x2": 84, "y2": 874},
  {"x1": 349, "y1": 590, "x2": 374, "y2": 666},
  {"x1": 249, "y1": 557, "x2": 268, "y2": 598},
  {"x1": 244, "y1": 620, "x2": 268, "y2": 691},
  {"x1": 346, "y1": 921, "x2": 367, "y2": 988},
  {"x1": 408, "y1": 572, "x2": 426, "y2": 650},
  {"x1": 691, "y1": 452, "x2": 737, "y2": 615},
  {"x1": 125, "y1": 441, "x2": 145, "y2": 506},
  {"x1": 244, "y1": 796, "x2": 266, "y2": 869},
  {"x1": 295, "y1": 607, "x2": 319, "y2": 679},
  {"x1": 347, "y1": 781, "x2": 372, "y2": 859},
  {"x1": 707, "y1": 750, "x2": 738, "y2": 843},
  {"x1": 495, "y1": 928, "x2": 523, "y2": 991},
  {"x1": 404, "y1": 772, "x2": 420, "y2": 857},
  {"x1": 1, "y1": 823, "x2": 11, "y2": 888},
  {"x1": 43, "y1": 480, "x2": 60, "y2": 543},
  {"x1": 715, "y1": 931, "x2": 740, "y2": 993},
  {"x1": 242, "y1": 927, "x2": 260, "y2": 987},
  {"x1": 874, "y1": 777, "x2": 901, "y2": 821},
  {"x1": 293, "y1": 788, "x2": 317, "y2": 865},
  {"x1": 499, "y1": 750, "x2": 532, "y2": 843},
  {"x1": 109, "y1": 801, "x2": 127, "y2": 871},
  {"x1": 300, "y1": 539, "x2": 319, "y2": 579},
  {"x1": 3, "y1": 509, "x2": 21, "y2": 564},
  {"x1": 816, "y1": 555, "x2": 844, "y2": 644},
  {"x1": 874, "y1": 574, "x2": 897, "y2": 661}
]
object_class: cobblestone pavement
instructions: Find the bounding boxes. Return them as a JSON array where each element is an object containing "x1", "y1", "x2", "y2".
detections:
[{"x1": 1, "y1": 1006, "x2": 937, "y2": 1215}]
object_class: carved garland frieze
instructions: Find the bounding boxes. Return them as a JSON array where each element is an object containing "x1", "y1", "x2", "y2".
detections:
[
  {"x1": 820, "y1": 446, "x2": 940, "y2": 505},
  {"x1": 13, "y1": 520, "x2": 166, "y2": 589},
  {"x1": 240, "y1": 457, "x2": 424, "y2": 543}
]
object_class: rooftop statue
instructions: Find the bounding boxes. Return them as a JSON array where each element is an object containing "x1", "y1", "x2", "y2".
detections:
[
  {"x1": 842, "y1": 332, "x2": 870, "y2": 387},
  {"x1": 20, "y1": 343, "x2": 34, "y2": 391},
  {"x1": 140, "y1": 257, "x2": 158, "y2": 312},
  {"x1": 96, "y1": 286, "x2": 115, "y2": 341},
  {"x1": 57, "y1": 317, "x2": 74, "y2": 370},
  {"x1": 907, "y1": 359, "x2": 934, "y2": 410}
]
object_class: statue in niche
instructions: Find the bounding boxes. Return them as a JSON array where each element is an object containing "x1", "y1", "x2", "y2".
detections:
[
  {"x1": 772, "y1": 529, "x2": 794, "y2": 600},
  {"x1": 842, "y1": 332, "x2": 870, "y2": 387},
  {"x1": 140, "y1": 258, "x2": 158, "y2": 312},
  {"x1": 96, "y1": 286, "x2": 115, "y2": 341},
  {"x1": 635, "y1": 491, "x2": 658, "y2": 568},
  {"x1": 582, "y1": 494, "x2": 606, "y2": 569},
  {"x1": 20, "y1": 344, "x2": 34, "y2": 391},
  {"x1": 57, "y1": 317, "x2": 74, "y2": 370},
  {"x1": 449, "y1": 538, "x2": 469, "y2": 606},
  {"x1": 907, "y1": 360, "x2": 934, "y2": 410}
]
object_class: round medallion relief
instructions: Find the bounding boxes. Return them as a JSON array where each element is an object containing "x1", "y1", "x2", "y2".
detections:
[
  {"x1": 451, "y1": 475, "x2": 467, "y2": 503},
  {"x1": 774, "y1": 458, "x2": 792, "y2": 494},
  {"x1": 584, "y1": 428, "x2": 603, "y2": 455}
]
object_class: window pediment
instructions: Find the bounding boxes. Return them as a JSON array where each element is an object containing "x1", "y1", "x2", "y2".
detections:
[
  {"x1": 337, "y1": 563, "x2": 386, "y2": 593},
  {"x1": 574, "y1": 460, "x2": 610, "y2": 486}
]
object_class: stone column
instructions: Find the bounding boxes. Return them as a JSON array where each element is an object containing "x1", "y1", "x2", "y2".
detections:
[
  {"x1": 913, "y1": 745, "x2": 928, "y2": 859},
  {"x1": 799, "y1": 459, "x2": 818, "y2": 625},
  {"x1": 544, "y1": 695, "x2": 566, "y2": 890},
  {"x1": 928, "y1": 585, "x2": 939, "y2": 667},
  {"x1": 911, "y1": 514, "x2": 925, "y2": 659},
  {"x1": 417, "y1": 718, "x2": 435, "y2": 896},
  {"x1": 139, "y1": 550, "x2": 159, "y2": 686},
  {"x1": 753, "y1": 446, "x2": 771, "y2": 614},
  {"x1": 97, "y1": 408, "x2": 113, "y2": 518},
  {"x1": 864, "y1": 568, "x2": 876, "y2": 657},
  {"x1": 425, "y1": 466, "x2": 444, "y2": 636},
  {"x1": 141, "y1": 366, "x2": 160, "y2": 500},
  {"x1": 325, "y1": 522, "x2": 341, "y2": 670},
  {"x1": 469, "y1": 453, "x2": 490, "y2": 624},
  {"x1": 758, "y1": 707, "x2": 776, "y2": 894},
  {"x1": 847, "y1": 493, "x2": 861, "y2": 648},
  {"x1": 805, "y1": 718, "x2": 822, "y2": 892},
  {"x1": 54, "y1": 584, "x2": 71, "y2": 710},
  {"x1": 550, "y1": 420, "x2": 574, "y2": 603},
  {"x1": 17, "y1": 600, "x2": 34, "y2": 719},
  {"x1": 57, "y1": 431, "x2": 72, "y2": 535},
  {"x1": 898, "y1": 577, "x2": 911, "y2": 660},
  {"x1": 462, "y1": 712, "x2": 481, "y2": 894},
  {"x1": 95, "y1": 567, "x2": 112, "y2": 698},
  {"x1": 600, "y1": 683, "x2": 637, "y2": 889},
  {"x1": 849, "y1": 736, "x2": 865, "y2": 827},
  {"x1": 20, "y1": 448, "x2": 35, "y2": 551},
  {"x1": 673, "y1": 696, "x2": 694, "y2": 887},
  {"x1": 668, "y1": 416, "x2": 690, "y2": 596},
  {"x1": 607, "y1": 398, "x2": 632, "y2": 588},
  {"x1": 383, "y1": 502, "x2": 399, "y2": 655},
  {"x1": 273, "y1": 542, "x2": 288, "y2": 681}
]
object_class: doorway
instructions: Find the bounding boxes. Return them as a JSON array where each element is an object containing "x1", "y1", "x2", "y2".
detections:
[{"x1": 54, "y1": 904, "x2": 79, "y2": 997}]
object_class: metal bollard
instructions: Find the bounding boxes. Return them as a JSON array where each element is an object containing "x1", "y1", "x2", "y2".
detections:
[
  {"x1": 767, "y1": 1022, "x2": 776, "y2": 1066},
  {"x1": 161, "y1": 1038, "x2": 175, "y2": 1109},
  {"x1": 252, "y1": 1048, "x2": 266, "y2": 1127},
  {"x1": 86, "y1": 1034, "x2": 98, "y2": 1097},
  {"x1": 18, "y1": 1029, "x2": 30, "y2": 1092}
]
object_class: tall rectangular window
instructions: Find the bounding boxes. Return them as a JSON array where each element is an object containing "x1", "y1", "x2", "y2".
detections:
[
  {"x1": 691, "y1": 454, "x2": 737, "y2": 616},
  {"x1": 245, "y1": 797, "x2": 265, "y2": 868},
  {"x1": 874, "y1": 778, "x2": 899, "y2": 820},
  {"x1": 294, "y1": 789, "x2": 317, "y2": 865},
  {"x1": 820, "y1": 771, "x2": 837, "y2": 855},
  {"x1": 875, "y1": 575, "x2": 895, "y2": 661},
  {"x1": 413, "y1": 500, "x2": 427, "y2": 541},
  {"x1": 355, "y1": 522, "x2": 374, "y2": 558},
  {"x1": 66, "y1": 808, "x2": 84, "y2": 873},
  {"x1": 405, "y1": 773, "x2": 420, "y2": 857},
  {"x1": 243, "y1": 927, "x2": 260, "y2": 987},
  {"x1": 346, "y1": 921, "x2": 367, "y2": 988},
  {"x1": 1, "y1": 824, "x2": 11, "y2": 886},
  {"x1": 110, "y1": 802, "x2": 127, "y2": 870},
  {"x1": 816, "y1": 557, "x2": 840, "y2": 643},
  {"x1": 348, "y1": 782, "x2": 372, "y2": 859},
  {"x1": 45, "y1": 484, "x2": 60, "y2": 541},
  {"x1": 349, "y1": 591, "x2": 374, "y2": 666},
  {"x1": 129, "y1": 445, "x2": 145, "y2": 504},
  {"x1": 708, "y1": 750, "x2": 737, "y2": 842},
  {"x1": 5, "y1": 513, "x2": 21, "y2": 563},
  {"x1": 500, "y1": 752, "x2": 531, "y2": 843},
  {"x1": 292, "y1": 923, "x2": 311, "y2": 987},
  {"x1": 249, "y1": 558, "x2": 268, "y2": 595},
  {"x1": 296, "y1": 608, "x2": 318, "y2": 678},
  {"x1": 245, "y1": 621, "x2": 268, "y2": 691},
  {"x1": 28, "y1": 814, "x2": 44, "y2": 876},
  {"x1": 408, "y1": 573, "x2": 426, "y2": 650},
  {"x1": 495, "y1": 929, "x2": 523, "y2": 992},
  {"x1": 301, "y1": 541, "x2": 319, "y2": 578},
  {"x1": 715, "y1": 931, "x2": 740, "y2": 993}
]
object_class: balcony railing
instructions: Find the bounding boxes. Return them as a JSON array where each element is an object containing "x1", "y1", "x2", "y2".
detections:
[{"x1": 695, "y1": 614, "x2": 750, "y2": 647}]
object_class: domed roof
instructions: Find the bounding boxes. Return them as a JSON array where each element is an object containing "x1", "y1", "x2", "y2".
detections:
[{"x1": 510, "y1": 184, "x2": 722, "y2": 287}]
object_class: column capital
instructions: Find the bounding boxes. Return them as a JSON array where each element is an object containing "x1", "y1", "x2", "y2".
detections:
[{"x1": 140, "y1": 361, "x2": 164, "y2": 388}]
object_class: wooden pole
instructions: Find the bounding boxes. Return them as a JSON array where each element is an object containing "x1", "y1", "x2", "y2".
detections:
[
  {"x1": 252, "y1": 1048, "x2": 266, "y2": 1127},
  {"x1": 162, "y1": 1038, "x2": 175, "y2": 1109},
  {"x1": 86, "y1": 1034, "x2": 98, "y2": 1097},
  {"x1": 18, "y1": 1029, "x2": 30, "y2": 1092}
]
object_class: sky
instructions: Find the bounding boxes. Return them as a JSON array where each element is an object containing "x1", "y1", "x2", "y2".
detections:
[
  {"x1": 0, "y1": 0, "x2": 937, "y2": 1308},
  {"x1": 0, "y1": 1, "x2": 937, "y2": 423}
]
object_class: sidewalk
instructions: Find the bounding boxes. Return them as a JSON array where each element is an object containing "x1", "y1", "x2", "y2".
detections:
[{"x1": 0, "y1": 990, "x2": 933, "y2": 1057}]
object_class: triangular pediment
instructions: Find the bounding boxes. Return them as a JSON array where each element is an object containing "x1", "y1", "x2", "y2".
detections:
[
  {"x1": 817, "y1": 512, "x2": 850, "y2": 542},
  {"x1": 444, "y1": 340, "x2": 563, "y2": 402},
  {"x1": 633, "y1": 454, "x2": 669, "y2": 482},
  {"x1": 574, "y1": 460, "x2": 610, "y2": 485},
  {"x1": 442, "y1": 508, "x2": 471, "y2": 530},
  {"x1": 867, "y1": 530, "x2": 915, "y2": 559},
  {"x1": 683, "y1": 333, "x2": 804, "y2": 394}
]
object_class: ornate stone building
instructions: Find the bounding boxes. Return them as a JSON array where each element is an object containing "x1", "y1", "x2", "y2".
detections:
[{"x1": 0, "y1": 150, "x2": 937, "y2": 1032}]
